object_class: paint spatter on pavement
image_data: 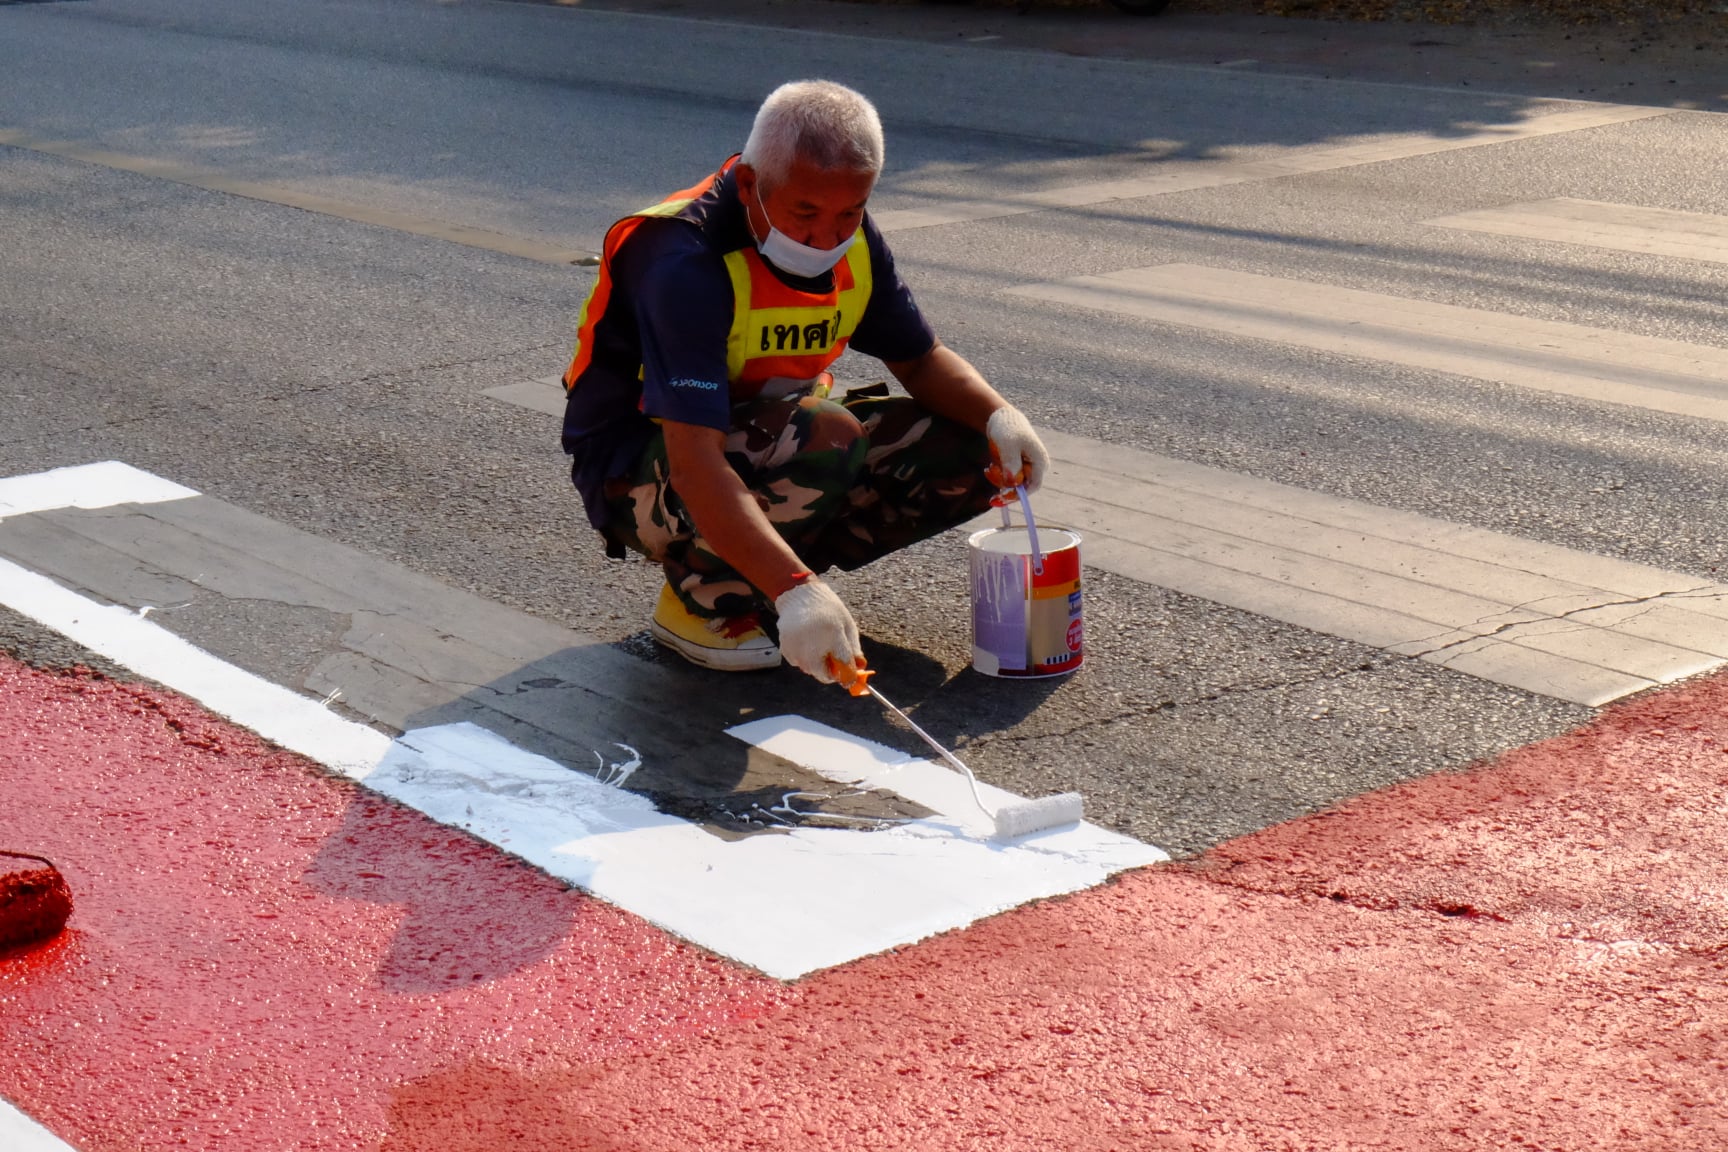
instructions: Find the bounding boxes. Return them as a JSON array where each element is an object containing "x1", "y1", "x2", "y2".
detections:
[{"x1": 0, "y1": 657, "x2": 785, "y2": 1152}]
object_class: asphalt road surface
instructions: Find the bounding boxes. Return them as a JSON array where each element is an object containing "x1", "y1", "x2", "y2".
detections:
[{"x1": 4, "y1": 0, "x2": 1727, "y2": 857}]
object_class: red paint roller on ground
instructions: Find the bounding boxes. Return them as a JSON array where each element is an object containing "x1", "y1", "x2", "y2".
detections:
[
  {"x1": 0, "y1": 852, "x2": 71, "y2": 951},
  {"x1": 2, "y1": 652, "x2": 1724, "y2": 1150}
]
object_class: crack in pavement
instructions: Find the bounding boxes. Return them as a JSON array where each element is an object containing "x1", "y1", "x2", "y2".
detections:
[
  {"x1": 1179, "y1": 855, "x2": 1521, "y2": 925},
  {"x1": 259, "y1": 340, "x2": 563, "y2": 400},
  {"x1": 973, "y1": 658, "x2": 1392, "y2": 748},
  {"x1": 1186, "y1": 862, "x2": 1728, "y2": 961},
  {"x1": 0, "y1": 406, "x2": 196, "y2": 450},
  {"x1": 1395, "y1": 587, "x2": 1615, "y2": 654},
  {"x1": 1417, "y1": 581, "x2": 1724, "y2": 667}
]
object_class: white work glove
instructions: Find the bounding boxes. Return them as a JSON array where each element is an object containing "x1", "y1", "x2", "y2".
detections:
[
  {"x1": 774, "y1": 579, "x2": 864, "y2": 684},
  {"x1": 985, "y1": 405, "x2": 1050, "y2": 494}
]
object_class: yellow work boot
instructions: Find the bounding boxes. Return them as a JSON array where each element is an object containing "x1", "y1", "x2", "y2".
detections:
[{"x1": 649, "y1": 583, "x2": 781, "y2": 672}]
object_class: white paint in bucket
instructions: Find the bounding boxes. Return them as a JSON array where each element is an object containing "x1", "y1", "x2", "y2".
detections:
[{"x1": 969, "y1": 524, "x2": 1083, "y2": 678}]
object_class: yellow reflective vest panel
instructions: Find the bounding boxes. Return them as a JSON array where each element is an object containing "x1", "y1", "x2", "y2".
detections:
[{"x1": 564, "y1": 157, "x2": 874, "y2": 405}]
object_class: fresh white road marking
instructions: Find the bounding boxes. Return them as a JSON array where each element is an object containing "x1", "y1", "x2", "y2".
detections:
[
  {"x1": 1006, "y1": 263, "x2": 1728, "y2": 426},
  {"x1": 0, "y1": 1097, "x2": 78, "y2": 1152},
  {"x1": 1032, "y1": 430, "x2": 1728, "y2": 707},
  {"x1": 871, "y1": 104, "x2": 1668, "y2": 233},
  {"x1": 378, "y1": 720, "x2": 1161, "y2": 980},
  {"x1": 0, "y1": 463, "x2": 1164, "y2": 980},
  {"x1": 1428, "y1": 198, "x2": 1728, "y2": 265},
  {"x1": 732, "y1": 715, "x2": 1096, "y2": 842}
]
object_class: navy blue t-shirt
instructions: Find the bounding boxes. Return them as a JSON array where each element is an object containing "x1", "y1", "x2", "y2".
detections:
[{"x1": 562, "y1": 167, "x2": 936, "y2": 533}]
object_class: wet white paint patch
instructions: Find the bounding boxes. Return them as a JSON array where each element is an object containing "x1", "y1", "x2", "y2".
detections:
[
  {"x1": 0, "y1": 462, "x2": 1167, "y2": 980},
  {"x1": 0, "y1": 1097, "x2": 79, "y2": 1152},
  {"x1": 374, "y1": 722, "x2": 1166, "y2": 978},
  {"x1": 729, "y1": 715, "x2": 1157, "y2": 868}
]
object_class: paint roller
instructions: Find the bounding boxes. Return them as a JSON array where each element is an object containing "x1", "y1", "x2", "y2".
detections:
[
  {"x1": 827, "y1": 657, "x2": 1085, "y2": 840},
  {"x1": 0, "y1": 851, "x2": 72, "y2": 949}
]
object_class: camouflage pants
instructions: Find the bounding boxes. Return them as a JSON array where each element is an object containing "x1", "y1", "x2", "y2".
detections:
[{"x1": 605, "y1": 391, "x2": 996, "y2": 619}]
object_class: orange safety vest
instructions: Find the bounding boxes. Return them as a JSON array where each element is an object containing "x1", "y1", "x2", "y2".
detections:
[{"x1": 562, "y1": 156, "x2": 874, "y2": 404}]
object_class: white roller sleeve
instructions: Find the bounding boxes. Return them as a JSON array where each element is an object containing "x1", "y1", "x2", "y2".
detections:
[
  {"x1": 985, "y1": 406, "x2": 1051, "y2": 494},
  {"x1": 992, "y1": 792, "x2": 1086, "y2": 840},
  {"x1": 774, "y1": 579, "x2": 863, "y2": 683}
]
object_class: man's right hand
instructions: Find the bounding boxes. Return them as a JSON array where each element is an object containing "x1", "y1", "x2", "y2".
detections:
[
  {"x1": 985, "y1": 404, "x2": 1050, "y2": 494},
  {"x1": 774, "y1": 579, "x2": 864, "y2": 684}
]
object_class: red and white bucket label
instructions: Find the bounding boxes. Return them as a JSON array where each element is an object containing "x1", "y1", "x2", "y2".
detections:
[{"x1": 969, "y1": 527, "x2": 1083, "y2": 678}]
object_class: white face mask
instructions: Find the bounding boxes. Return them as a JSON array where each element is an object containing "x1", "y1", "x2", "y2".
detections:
[{"x1": 754, "y1": 185, "x2": 858, "y2": 279}]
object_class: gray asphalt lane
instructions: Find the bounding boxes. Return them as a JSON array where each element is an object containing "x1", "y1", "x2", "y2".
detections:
[
  {"x1": 6, "y1": 0, "x2": 1720, "y2": 854},
  {"x1": 0, "y1": 0, "x2": 1605, "y2": 248}
]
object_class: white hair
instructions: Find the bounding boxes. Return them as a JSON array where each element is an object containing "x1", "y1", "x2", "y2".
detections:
[{"x1": 741, "y1": 80, "x2": 885, "y2": 189}]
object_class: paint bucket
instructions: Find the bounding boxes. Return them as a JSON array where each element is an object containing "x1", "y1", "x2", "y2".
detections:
[{"x1": 968, "y1": 522, "x2": 1083, "y2": 678}]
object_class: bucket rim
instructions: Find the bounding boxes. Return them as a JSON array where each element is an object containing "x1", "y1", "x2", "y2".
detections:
[{"x1": 966, "y1": 525, "x2": 1081, "y2": 553}]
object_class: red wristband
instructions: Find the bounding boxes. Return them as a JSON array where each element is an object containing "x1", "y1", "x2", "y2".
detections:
[{"x1": 772, "y1": 570, "x2": 817, "y2": 601}]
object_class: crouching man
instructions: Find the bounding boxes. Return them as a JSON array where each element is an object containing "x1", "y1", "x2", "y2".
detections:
[{"x1": 561, "y1": 79, "x2": 1048, "y2": 683}]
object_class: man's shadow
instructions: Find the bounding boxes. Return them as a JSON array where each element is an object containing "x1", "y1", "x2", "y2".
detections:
[{"x1": 304, "y1": 789, "x2": 592, "y2": 995}]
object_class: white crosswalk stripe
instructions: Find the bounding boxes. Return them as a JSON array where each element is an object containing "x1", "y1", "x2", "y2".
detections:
[
  {"x1": 871, "y1": 104, "x2": 1668, "y2": 233},
  {"x1": 1029, "y1": 431, "x2": 1728, "y2": 707},
  {"x1": 1005, "y1": 263, "x2": 1728, "y2": 426},
  {"x1": 1427, "y1": 198, "x2": 1728, "y2": 265},
  {"x1": 996, "y1": 234, "x2": 1728, "y2": 703}
]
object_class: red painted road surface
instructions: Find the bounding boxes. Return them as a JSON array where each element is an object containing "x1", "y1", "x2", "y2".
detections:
[{"x1": 2, "y1": 653, "x2": 1724, "y2": 1150}]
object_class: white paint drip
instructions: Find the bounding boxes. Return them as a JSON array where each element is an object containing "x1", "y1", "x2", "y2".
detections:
[
  {"x1": 972, "y1": 532, "x2": 1027, "y2": 610},
  {"x1": 592, "y1": 742, "x2": 642, "y2": 788},
  {"x1": 0, "y1": 462, "x2": 1169, "y2": 979},
  {"x1": 770, "y1": 791, "x2": 887, "y2": 826},
  {"x1": 0, "y1": 1097, "x2": 79, "y2": 1152}
]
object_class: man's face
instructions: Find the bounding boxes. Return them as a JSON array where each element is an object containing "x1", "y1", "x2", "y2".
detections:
[{"x1": 738, "y1": 159, "x2": 876, "y2": 252}]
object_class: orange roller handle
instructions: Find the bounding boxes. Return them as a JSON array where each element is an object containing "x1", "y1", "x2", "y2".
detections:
[{"x1": 824, "y1": 655, "x2": 875, "y2": 697}]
